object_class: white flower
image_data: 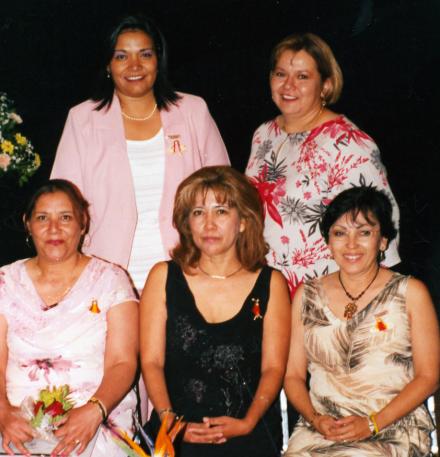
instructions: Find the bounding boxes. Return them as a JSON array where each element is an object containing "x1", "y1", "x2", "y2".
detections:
[{"x1": 9, "y1": 112, "x2": 23, "y2": 124}]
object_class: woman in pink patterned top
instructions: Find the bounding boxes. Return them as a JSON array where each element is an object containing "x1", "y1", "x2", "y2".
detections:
[
  {"x1": 0, "y1": 180, "x2": 138, "y2": 457},
  {"x1": 246, "y1": 33, "x2": 400, "y2": 298}
]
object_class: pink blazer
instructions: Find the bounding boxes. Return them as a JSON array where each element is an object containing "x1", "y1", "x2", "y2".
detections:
[{"x1": 51, "y1": 93, "x2": 230, "y2": 268}]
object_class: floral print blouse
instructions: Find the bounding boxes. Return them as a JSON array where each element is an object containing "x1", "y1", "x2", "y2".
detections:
[{"x1": 246, "y1": 116, "x2": 400, "y2": 297}]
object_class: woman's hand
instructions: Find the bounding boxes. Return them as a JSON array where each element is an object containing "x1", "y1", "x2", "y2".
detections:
[
  {"x1": 0, "y1": 404, "x2": 34, "y2": 456},
  {"x1": 311, "y1": 414, "x2": 339, "y2": 438},
  {"x1": 183, "y1": 420, "x2": 225, "y2": 444},
  {"x1": 325, "y1": 415, "x2": 371, "y2": 442},
  {"x1": 203, "y1": 416, "x2": 253, "y2": 441},
  {"x1": 52, "y1": 403, "x2": 102, "y2": 456}
]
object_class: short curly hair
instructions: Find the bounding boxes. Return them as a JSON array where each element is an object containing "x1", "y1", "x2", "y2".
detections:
[{"x1": 320, "y1": 186, "x2": 397, "y2": 244}]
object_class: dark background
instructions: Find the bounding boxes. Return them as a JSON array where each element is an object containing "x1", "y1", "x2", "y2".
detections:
[{"x1": 1, "y1": 0, "x2": 439, "y2": 309}]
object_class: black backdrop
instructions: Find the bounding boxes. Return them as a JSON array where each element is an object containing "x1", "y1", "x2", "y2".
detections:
[{"x1": 1, "y1": 0, "x2": 439, "y2": 309}]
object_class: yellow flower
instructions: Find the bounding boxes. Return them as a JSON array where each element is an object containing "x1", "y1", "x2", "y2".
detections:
[
  {"x1": 34, "y1": 153, "x2": 41, "y2": 168},
  {"x1": 1, "y1": 140, "x2": 14, "y2": 155},
  {"x1": 15, "y1": 133, "x2": 27, "y2": 145}
]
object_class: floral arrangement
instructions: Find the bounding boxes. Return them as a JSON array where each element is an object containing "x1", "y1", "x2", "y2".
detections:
[
  {"x1": 0, "y1": 92, "x2": 41, "y2": 185},
  {"x1": 21, "y1": 385, "x2": 74, "y2": 442},
  {"x1": 109, "y1": 413, "x2": 185, "y2": 457},
  {"x1": 31, "y1": 385, "x2": 74, "y2": 430}
]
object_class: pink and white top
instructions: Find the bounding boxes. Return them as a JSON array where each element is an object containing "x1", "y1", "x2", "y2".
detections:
[
  {"x1": 0, "y1": 257, "x2": 137, "y2": 457},
  {"x1": 246, "y1": 115, "x2": 400, "y2": 297}
]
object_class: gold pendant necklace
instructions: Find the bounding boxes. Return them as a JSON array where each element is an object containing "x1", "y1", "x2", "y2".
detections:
[
  {"x1": 121, "y1": 103, "x2": 157, "y2": 121},
  {"x1": 198, "y1": 264, "x2": 243, "y2": 280},
  {"x1": 338, "y1": 267, "x2": 380, "y2": 319}
]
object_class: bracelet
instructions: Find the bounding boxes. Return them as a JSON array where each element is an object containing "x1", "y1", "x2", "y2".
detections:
[
  {"x1": 88, "y1": 396, "x2": 107, "y2": 421},
  {"x1": 158, "y1": 407, "x2": 175, "y2": 419},
  {"x1": 367, "y1": 413, "x2": 379, "y2": 435}
]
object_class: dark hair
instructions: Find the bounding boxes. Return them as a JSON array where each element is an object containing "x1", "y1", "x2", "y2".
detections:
[
  {"x1": 172, "y1": 166, "x2": 268, "y2": 271},
  {"x1": 24, "y1": 179, "x2": 91, "y2": 250},
  {"x1": 270, "y1": 32, "x2": 343, "y2": 105},
  {"x1": 92, "y1": 14, "x2": 180, "y2": 111},
  {"x1": 320, "y1": 186, "x2": 397, "y2": 244}
]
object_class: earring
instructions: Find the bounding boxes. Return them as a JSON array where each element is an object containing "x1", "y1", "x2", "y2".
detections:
[
  {"x1": 320, "y1": 94, "x2": 327, "y2": 108},
  {"x1": 378, "y1": 250, "x2": 386, "y2": 263},
  {"x1": 25, "y1": 235, "x2": 32, "y2": 248},
  {"x1": 106, "y1": 71, "x2": 111, "y2": 79}
]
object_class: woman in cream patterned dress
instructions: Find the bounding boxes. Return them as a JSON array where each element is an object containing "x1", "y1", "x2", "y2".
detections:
[{"x1": 284, "y1": 187, "x2": 439, "y2": 456}]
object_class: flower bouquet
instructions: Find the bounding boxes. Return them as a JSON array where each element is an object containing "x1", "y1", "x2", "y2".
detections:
[
  {"x1": 0, "y1": 92, "x2": 41, "y2": 185},
  {"x1": 18, "y1": 385, "x2": 74, "y2": 455}
]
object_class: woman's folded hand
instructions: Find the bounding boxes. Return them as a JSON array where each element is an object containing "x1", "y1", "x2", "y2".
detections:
[
  {"x1": 0, "y1": 404, "x2": 35, "y2": 456},
  {"x1": 325, "y1": 415, "x2": 371, "y2": 442},
  {"x1": 52, "y1": 404, "x2": 102, "y2": 456}
]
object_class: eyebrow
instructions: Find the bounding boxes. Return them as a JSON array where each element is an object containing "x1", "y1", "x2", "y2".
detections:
[
  {"x1": 34, "y1": 210, "x2": 74, "y2": 214},
  {"x1": 332, "y1": 222, "x2": 376, "y2": 229},
  {"x1": 192, "y1": 203, "x2": 230, "y2": 208},
  {"x1": 114, "y1": 47, "x2": 154, "y2": 52}
]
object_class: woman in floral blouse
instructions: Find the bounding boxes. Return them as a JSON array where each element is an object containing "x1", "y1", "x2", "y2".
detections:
[{"x1": 246, "y1": 33, "x2": 400, "y2": 298}]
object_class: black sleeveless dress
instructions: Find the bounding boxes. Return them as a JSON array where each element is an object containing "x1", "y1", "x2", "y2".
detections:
[{"x1": 159, "y1": 261, "x2": 282, "y2": 457}]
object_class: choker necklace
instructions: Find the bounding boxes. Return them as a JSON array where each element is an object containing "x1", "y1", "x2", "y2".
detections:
[
  {"x1": 338, "y1": 267, "x2": 380, "y2": 319},
  {"x1": 198, "y1": 264, "x2": 243, "y2": 280},
  {"x1": 122, "y1": 103, "x2": 157, "y2": 121}
]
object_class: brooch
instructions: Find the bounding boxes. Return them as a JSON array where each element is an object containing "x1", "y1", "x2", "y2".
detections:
[
  {"x1": 375, "y1": 317, "x2": 387, "y2": 331},
  {"x1": 89, "y1": 299, "x2": 101, "y2": 314},
  {"x1": 370, "y1": 311, "x2": 391, "y2": 332},
  {"x1": 167, "y1": 134, "x2": 186, "y2": 155},
  {"x1": 251, "y1": 298, "x2": 263, "y2": 320}
]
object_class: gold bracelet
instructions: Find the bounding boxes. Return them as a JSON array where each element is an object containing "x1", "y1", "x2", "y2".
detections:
[
  {"x1": 158, "y1": 407, "x2": 175, "y2": 419},
  {"x1": 88, "y1": 396, "x2": 107, "y2": 421},
  {"x1": 368, "y1": 413, "x2": 379, "y2": 435}
]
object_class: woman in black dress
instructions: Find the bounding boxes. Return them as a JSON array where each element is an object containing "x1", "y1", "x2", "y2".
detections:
[{"x1": 140, "y1": 166, "x2": 291, "y2": 456}]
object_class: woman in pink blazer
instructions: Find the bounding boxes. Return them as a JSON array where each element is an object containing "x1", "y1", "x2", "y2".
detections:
[{"x1": 51, "y1": 14, "x2": 229, "y2": 284}]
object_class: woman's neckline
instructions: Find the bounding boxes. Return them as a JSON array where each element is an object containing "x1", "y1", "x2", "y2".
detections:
[
  {"x1": 317, "y1": 271, "x2": 398, "y2": 323},
  {"x1": 178, "y1": 263, "x2": 265, "y2": 326},
  {"x1": 22, "y1": 256, "x2": 94, "y2": 311},
  {"x1": 276, "y1": 113, "x2": 344, "y2": 135},
  {"x1": 126, "y1": 127, "x2": 163, "y2": 143}
]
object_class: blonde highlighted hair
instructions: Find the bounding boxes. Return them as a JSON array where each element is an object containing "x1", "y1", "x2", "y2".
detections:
[
  {"x1": 171, "y1": 166, "x2": 268, "y2": 271},
  {"x1": 271, "y1": 32, "x2": 343, "y2": 105}
]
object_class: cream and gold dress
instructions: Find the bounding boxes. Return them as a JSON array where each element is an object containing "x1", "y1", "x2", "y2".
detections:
[{"x1": 285, "y1": 273, "x2": 433, "y2": 456}]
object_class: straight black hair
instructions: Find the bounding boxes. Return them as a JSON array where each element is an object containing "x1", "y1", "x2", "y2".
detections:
[{"x1": 91, "y1": 14, "x2": 181, "y2": 111}]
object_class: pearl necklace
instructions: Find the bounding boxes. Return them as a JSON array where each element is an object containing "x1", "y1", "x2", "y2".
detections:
[
  {"x1": 121, "y1": 103, "x2": 157, "y2": 121},
  {"x1": 198, "y1": 264, "x2": 243, "y2": 280},
  {"x1": 338, "y1": 267, "x2": 380, "y2": 319}
]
